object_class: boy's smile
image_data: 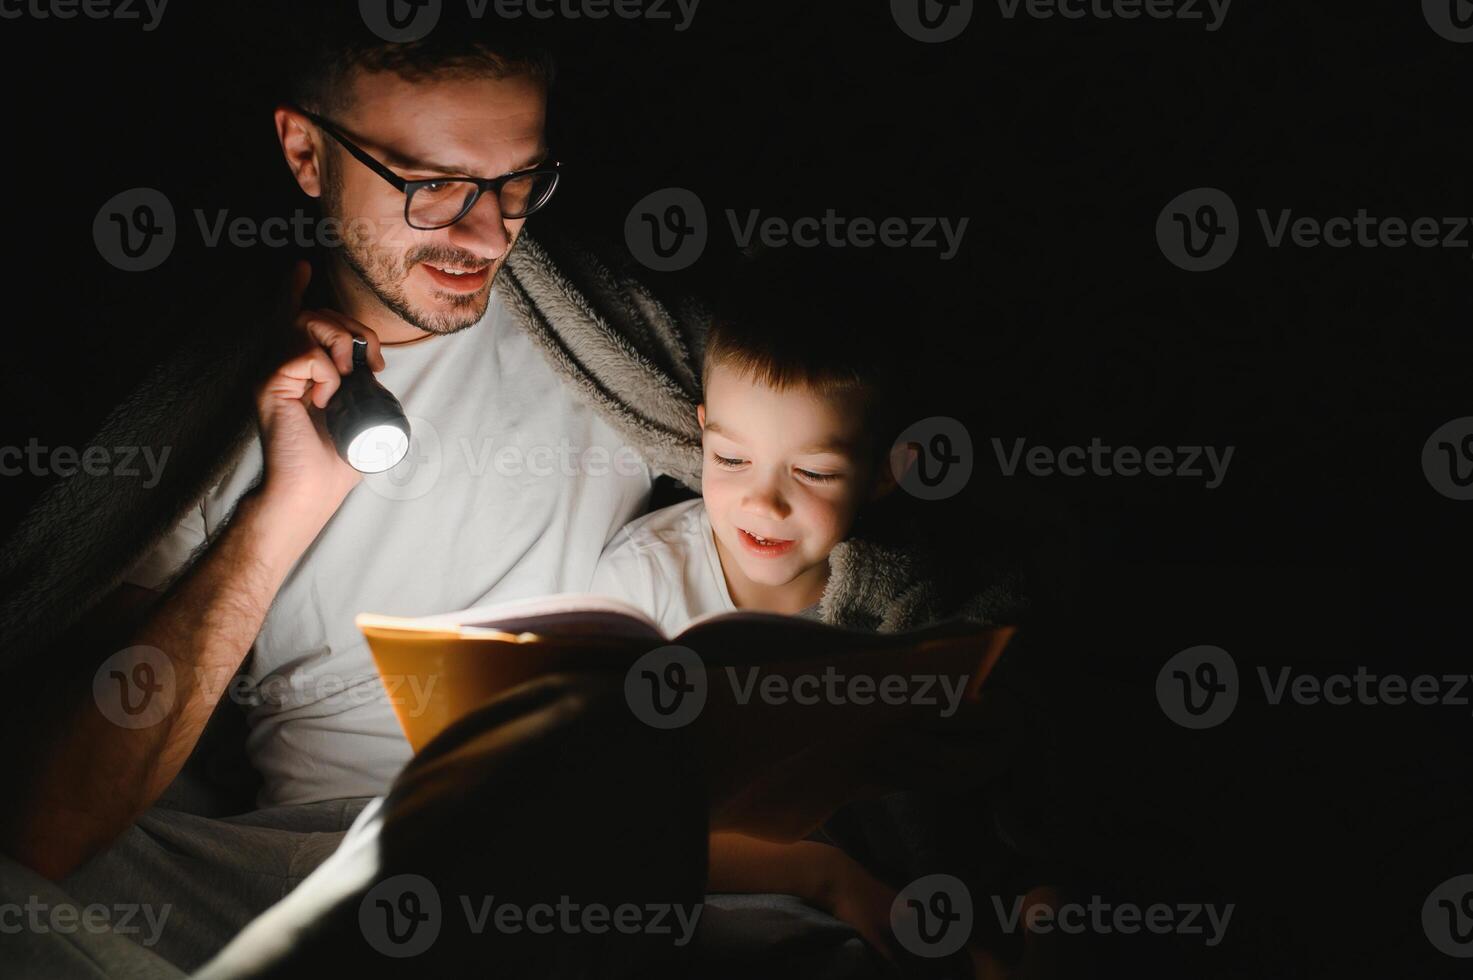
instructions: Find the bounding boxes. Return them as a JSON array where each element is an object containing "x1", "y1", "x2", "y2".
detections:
[{"x1": 735, "y1": 527, "x2": 796, "y2": 556}]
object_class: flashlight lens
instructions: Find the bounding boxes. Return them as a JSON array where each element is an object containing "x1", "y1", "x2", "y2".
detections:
[{"x1": 347, "y1": 424, "x2": 410, "y2": 473}]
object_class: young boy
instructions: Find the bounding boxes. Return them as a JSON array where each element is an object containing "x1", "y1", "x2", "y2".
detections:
[
  {"x1": 588, "y1": 251, "x2": 920, "y2": 958},
  {"x1": 590, "y1": 255, "x2": 912, "y2": 633}
]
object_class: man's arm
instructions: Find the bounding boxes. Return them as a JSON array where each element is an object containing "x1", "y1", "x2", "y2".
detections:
[
  {"x1": 4, "y1": 262, "x2": 386, "y2": 879},
  {"x1": 10, "y1": 490, "x2": 338, "y2": 879}
]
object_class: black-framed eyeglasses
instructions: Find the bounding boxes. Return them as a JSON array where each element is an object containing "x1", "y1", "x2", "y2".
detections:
[{"x1": 300, "y1": 109, "x2": 561, "y2": 229}]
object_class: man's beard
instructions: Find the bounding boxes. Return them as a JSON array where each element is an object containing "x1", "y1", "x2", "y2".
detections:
[{"x1": 322, "y1": 169, "x2": 502, "y2": 336}]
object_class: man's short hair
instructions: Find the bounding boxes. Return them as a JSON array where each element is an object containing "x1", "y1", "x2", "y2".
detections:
[
  {"x1": 702, "y1": 248, "x2": 912, "y2": 463},
  {"x1": 286, "y1": 9, "x2": 556, "y2": 116}
]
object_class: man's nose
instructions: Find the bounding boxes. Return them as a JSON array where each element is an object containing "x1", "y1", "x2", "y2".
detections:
[{"x1": 445, "y1": 189, "x2": 510, "y2": 259}]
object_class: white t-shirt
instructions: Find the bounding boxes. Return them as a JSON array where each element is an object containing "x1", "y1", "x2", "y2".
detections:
[
  {"x1": 589, "y1": 498, "x2": 737, "y2": 636},
  {"x1": 124, "y1": 288, "x2": 653, "y2": 806}
]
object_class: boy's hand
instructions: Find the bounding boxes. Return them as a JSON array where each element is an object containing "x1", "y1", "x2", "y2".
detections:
[{"x1": 814, "y1": 848, "x2": 901, "y2": 963}]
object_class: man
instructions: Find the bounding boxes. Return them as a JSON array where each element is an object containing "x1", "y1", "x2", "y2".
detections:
[{"x1": 3, "y1": 23, "x2": 717, "y2": 975}]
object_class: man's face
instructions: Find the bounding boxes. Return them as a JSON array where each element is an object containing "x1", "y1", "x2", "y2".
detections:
[
  {"x1": 308, "y1": 69, "x2": 548, "y2": 334},
  {"x1": 698, "y1": 363, "x2": 892, "y2": 591}
]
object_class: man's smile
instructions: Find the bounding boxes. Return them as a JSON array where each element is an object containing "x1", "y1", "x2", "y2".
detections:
[{"x1": 421, "y1": 261, "x2": 491, "y2": 292}]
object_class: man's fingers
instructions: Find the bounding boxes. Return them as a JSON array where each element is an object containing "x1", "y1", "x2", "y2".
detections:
[
  {"x1": 296, "y1": 309, "x2": 387, "y2": 374},
  {"x1": 265, "y1": 347, "x2": 341, "y2": 408}
]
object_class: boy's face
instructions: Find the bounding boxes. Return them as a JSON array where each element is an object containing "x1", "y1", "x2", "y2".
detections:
[{"x1": 698, "y1": 362, "x2": 896, "y2": 592}]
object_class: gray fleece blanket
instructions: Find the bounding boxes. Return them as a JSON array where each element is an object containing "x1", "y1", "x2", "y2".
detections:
[{"x1": 0, "y1": 231, "x2": 1017, "y2": 672}]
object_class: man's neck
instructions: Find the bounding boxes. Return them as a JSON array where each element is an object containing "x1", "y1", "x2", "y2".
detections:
[{"x1": 324, "y1": 256, "x2": 436, "y2": 345}]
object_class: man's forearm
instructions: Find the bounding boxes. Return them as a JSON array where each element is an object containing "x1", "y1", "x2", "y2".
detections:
[{"x1": 11, "y1": 488, "x2": 330, "y2": 879}]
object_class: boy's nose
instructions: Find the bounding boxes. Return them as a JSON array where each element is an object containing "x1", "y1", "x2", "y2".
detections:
[{"x1": 741, "y1": 483, "x2": 791, "y2": 521}]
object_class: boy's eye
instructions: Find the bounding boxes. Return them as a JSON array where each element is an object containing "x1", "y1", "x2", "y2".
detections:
[
  {"x1": 796, "y1": 468, "x2": 840, "y2": 483},
  {"x1": 712, "y1": 452, "x2": 746, "y2": 468}
]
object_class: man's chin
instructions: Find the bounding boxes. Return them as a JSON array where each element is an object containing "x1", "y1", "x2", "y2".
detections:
[{"x1": 404, "y1": 283, "x2": 494, "y2": 335}]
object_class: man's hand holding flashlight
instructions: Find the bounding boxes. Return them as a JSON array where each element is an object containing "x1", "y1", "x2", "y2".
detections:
[{"x1": 254, "y1": 260, "x2": 386, "y2": 531}]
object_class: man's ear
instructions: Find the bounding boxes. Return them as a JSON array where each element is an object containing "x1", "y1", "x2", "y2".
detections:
[
  {"x1": 697, "y1": 403, "x2": 706, "y2": 430},
  {"x1": 870, "y1": 440, "x2": 917, "y2": 501},
  {"x1": 275, "y1": 105, "x2": 326, "y2": 199}
]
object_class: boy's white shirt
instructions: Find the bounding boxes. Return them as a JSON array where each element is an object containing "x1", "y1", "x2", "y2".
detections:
[{"x1": 590, "y1": 497, "x2": 738, "y2": 636}]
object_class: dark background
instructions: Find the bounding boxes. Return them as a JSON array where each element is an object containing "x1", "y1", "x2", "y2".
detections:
[{"x1": 1, "y1": 2, "x2": 1468, "y2": 975}]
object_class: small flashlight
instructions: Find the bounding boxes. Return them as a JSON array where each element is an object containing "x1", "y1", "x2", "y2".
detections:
[{"x1": 325, "y1": 338, "x2": 412, "y2": 473}]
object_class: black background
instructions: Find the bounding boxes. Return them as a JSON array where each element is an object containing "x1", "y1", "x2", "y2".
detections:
[{"x1": 1, "y1": 1, "x2": 1469, "y2": 975}]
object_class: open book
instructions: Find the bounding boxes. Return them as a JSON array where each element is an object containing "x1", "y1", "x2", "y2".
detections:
[{"x1": 357, "y1": 593, "x2": 1016, "y2": 839}]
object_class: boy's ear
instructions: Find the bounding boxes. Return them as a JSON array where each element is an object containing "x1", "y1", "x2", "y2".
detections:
[
  {"x1": 697, "y1": 403, "x2": 706, "y2": 430},
  {"x1": 869, "y1": 440, "x2": 918, "y2": 501}
]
